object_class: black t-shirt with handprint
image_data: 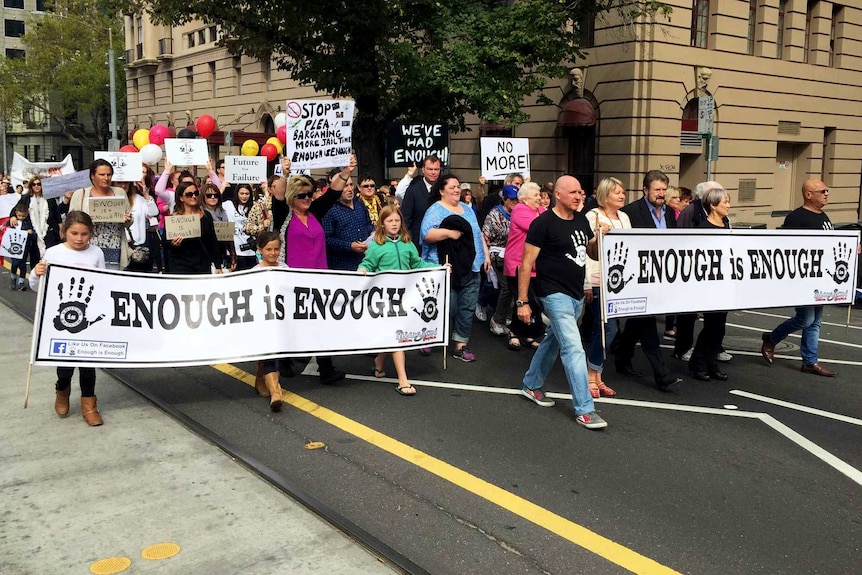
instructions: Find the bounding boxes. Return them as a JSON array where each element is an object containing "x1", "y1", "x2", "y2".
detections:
[
  {"x1": 782, "y1": 207, "x2": 833, "y2": 231},
  {"x1": 525, "y1": 209, "x2": 593, "y2": 300}
]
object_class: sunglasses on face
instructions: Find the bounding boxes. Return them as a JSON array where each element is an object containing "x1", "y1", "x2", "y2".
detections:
[
  {"x1": 205, "y1": 193, "x2": 220, "y2": 199},
  {"x1": 361, "y1": 184, "x2": 376, "y2": 188},
  {"x1": 183, "y1": 190, "x2": 200, "y2": 197},
  {"x1": 294, "y1": 192, "x2": 313, "y2": 200},
  {"x1": 32, "y1": 182, "x2": 42, "y2": 186}
]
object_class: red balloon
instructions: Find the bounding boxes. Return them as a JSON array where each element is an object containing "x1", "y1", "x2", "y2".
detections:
[
  {"x1": 166, "y1": 125, "x2": 176, "y2": 138},
  {"x1": 276, "y1": 125, "x2": 287, "y2": 144},
  {"x1": 149, "y1": 124, "x2": 169, "y2": 146},
  {"x1": 119, "y1": 144, "x2": 138, "y2": 153},
  {"x1": 196, "y1": 114, "x2": 217, "y2": 139},
  {"x1": 260, "y1": 143, "x2": 278, "y2": 162}
]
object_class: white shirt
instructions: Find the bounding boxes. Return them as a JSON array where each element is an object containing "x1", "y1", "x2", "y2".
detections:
[
  {"x1": 394, "y1": 175, "x2": 432, "y2": 201},
  {"x1": 128, "y1": 194, "x2": 158, "y2": 245},
  {"x1": 30, "y1": 243, "x2": 106, "y2": 291}
]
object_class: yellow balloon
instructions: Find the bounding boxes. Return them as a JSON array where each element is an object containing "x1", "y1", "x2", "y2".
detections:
[
  {"x1": 132, "y1": 129, "x2": 150, "y2": 150},
  {"x1": 241, "y1": 140, "x2": 259, "y2": 156},
  {"x1": 266, "y1": 137, "x2": 283, "y2": 154}
]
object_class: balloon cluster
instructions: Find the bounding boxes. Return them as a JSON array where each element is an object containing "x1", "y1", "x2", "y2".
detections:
[{"x1": 126, "y1": 111, "x2": 289, "y2": 165}]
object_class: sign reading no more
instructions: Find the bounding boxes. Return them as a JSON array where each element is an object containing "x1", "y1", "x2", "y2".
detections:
[{"x1": 480, "y1": 137, "x2": 530, "y2": 180}]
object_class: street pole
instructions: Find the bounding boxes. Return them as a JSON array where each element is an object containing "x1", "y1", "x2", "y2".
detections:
[
  {"x1": 108, "y1": 28, "x2": 119, "y2": 151},
  {"x1": 705, "y1": 134, "x2": 713, "y2": 181}
]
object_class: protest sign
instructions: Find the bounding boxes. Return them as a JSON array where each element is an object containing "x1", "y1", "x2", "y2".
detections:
[
  {"x1": 0, "y1": 194, "x2": 20, "y2": 217},
  {"x1": 285, "y1": 99, "x2": 355, "y2": 169},
  {"x1": 0, "y1": 228, "x2": 28, "y2": 259},
  {"x1": 224, "y1": 156, "x2": 267, "y2": 184},
  {"x1": 40, "y1": 170, "x2": 92, "y2": 201},
  {"x1": 10, "y1": 153, "x2": 76, "y2": 190},
  {"x1": 213, "y1": 221, "x2": 235, "y2": 242},
  {"x1": 480, "y1": 138, "x2": 530, "y2": 180},
  {"x1": 386, "y1": 122, "x2": 449, "y2": 167},
  {"x1": 94, "y1": 152, "x2": 142, "y2": 182},
  {"x1": 165, "y1": 139, "x2": 209, "y2": 166},
  {"x1": 88, "y1": 197, "x2": 126, "y2": 223},
  {"x1": 600, "y1": 229, "x2": 860, "y2": 319},
  {"x1": 165, "y1": 214, "x2": 201, "y2": 239},
  {"x1": 31, "y1": 264, "x2": 450, "y2": 367}
]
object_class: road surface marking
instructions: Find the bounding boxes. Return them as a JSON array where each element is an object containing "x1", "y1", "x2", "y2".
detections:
[{"x1": 729, "y1": 390, "x2": 862, "y2": 426}]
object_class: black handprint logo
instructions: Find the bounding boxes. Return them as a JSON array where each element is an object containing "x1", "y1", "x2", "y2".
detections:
[
  {"x1": 53, "y1": 276, "x2": 105, "y2": 334},
  {"x1": 827, "y1": 242, "x2": 852, "y2": 284},
  {"x1": 606, "y1": 243, "x2": 634, "y2": 294},
  {"x1": 412, "y1": 277, "x2": 441, "y2": 323}
]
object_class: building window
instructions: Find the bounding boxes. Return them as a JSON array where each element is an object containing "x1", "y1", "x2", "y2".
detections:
[
  {"x1": 136, "y1": 16, "x2": 143, "y2": 45},
  {"x1": 34, "y1": 145, "x2": 41, "y2": 162},
  {"x1": 830, "y1": 5, "x2": 842, "y2": 67},
  {"x1": 187, "y1": 66, "x2": 194, "y2": 101},
  {"x1": 35, "y1": 0, "x2": 46, "y2": 11},
  {"x1": 804, "y1": 0, "x2": 816, "y2": 64},
  {"x1": 167, "y1": 70, "x2": 174, "y2": 104},
  {"x1": 198, "y1": 29, "x2": 206, "y2": 45},
  {"x1": 233, "y1": 56, "x2": 242, "y2": 95},
  {"x1": 209, "y1": 62, "x2": 216, "y2": 98},
  {"x1": 4, "y1": 0, "x2": 25, "y2": 9},
  {"x1": 132, "y1": 78, "x2": 139, "y2": 108},
  {"x1": 690, "y1": 0, "x2": 709, "y2": 48},
  {"x1": 187, "y1": 33, "x2": 195, "y2": 48},
  {"x1": 209, "y1": 25, "x2": 218, "y2": 43},
  {"x1": 777, "y1": 0, "x2": 787, "y2": 58},
  {"x1": 5, "y1": 19, "x2": 25, "y2": 37},
  {"x1": 5, "y1": 48, "x2": 25, "y2": 59},
  {"x1": 263, "y1": 59, "x2": 271, "y2": 92},
  {"x1": 580, "y1": 14, "x2": 595, "y2": 49},
  {"x1": 746, "y1": 0, "x2": 757, "y2": 55}
]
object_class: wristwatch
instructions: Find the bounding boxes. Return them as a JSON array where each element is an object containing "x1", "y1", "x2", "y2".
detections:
[{"x1": 515, "y1": 300, "x2": 528, "y2": 307}]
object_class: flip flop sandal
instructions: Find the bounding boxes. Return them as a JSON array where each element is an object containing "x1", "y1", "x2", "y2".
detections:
[
  {"x1": 395, "y1": 385, "x2": 416, "y2": 396},
  {"x1": 507, "y1": 337, "x2": 521, "y2": 351},
  {"x1": 372, "y1": 367, "x2": 387, "y2": 378},
  {"x1": 597, "y1": 382, "x2": 617, "y2": 397},
  {"x1": 525, "y1": 338, "x2": 541, "y2": 350}
]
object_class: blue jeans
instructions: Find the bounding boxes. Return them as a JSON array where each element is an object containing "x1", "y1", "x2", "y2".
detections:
[
  {"x1": 451, "y1": 272, "x2": 480, "y2": 344},
  {"x1": 769, "y1": 306, "x2": 823, "y2": 366},
  {"x1": 523, "y1": 292, "x2": 595, "y2": 416},
  {"x1": 587, "y1": 287, "x2": 618, "y2": 372}
]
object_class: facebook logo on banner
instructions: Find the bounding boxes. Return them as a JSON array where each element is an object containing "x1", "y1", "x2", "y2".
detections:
[{"x1": 51, "y1": 341, "x2": 69, "y2": 355}]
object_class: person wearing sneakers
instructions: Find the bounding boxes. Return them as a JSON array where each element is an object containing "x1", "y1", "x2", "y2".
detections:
[
  {"x1": 516, "y1": 175, "x2": 607, "y2": 430},
  {"x1": 761, "y1": 179, "x2": 847, "y2": 377}
]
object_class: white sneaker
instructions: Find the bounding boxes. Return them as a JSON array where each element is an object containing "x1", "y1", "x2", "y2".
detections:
[
  {"x1": 717, "y1": 351, "x2": 733, "y2": 362},
  {"x1": 489, "y1": 318, "x2": 507, "y2": 336},
  {"x1": 475, "y1": 305, "x2": 488, "y2": 322},
  {"x1": 681, "y1": 348, "x2": 693, "y2": 362}
]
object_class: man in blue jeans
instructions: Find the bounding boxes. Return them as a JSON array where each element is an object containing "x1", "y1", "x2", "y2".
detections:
[
  {"x1": 516, "y1": 175, "x2": 607, "y2": 429},
  {"x1": 761, "y1": 179, "x2": 837, "y2": 377}
]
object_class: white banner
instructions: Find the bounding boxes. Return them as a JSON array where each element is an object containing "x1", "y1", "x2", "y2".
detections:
[
  {"x1": 600, "y1": 229, "x2": 860, "y2": 318},
  {"x1": 223, "y1": 155, "x2": 267, "y2": 184},
  {"x1": 0, "y1": 228, "x2": 28, "y2": 258},
  {"x1": 285, "y1": 99, "x2": 355, "y2": 170},
  {"x1": 164, "y1": 138, "x2": 209, "y2": 166},
  {"x1": 480, "y1": 137, "x2": 530, "y2": 180},
  {"x1": 94, "y1": 151, "x2": 142, "y2": 182},
  {"x1": 31, "y1": 264, "x2": 450, "y2": 367},
  {"x1": 40, "y1": 170, "x2": 93, "y2": 200},
  {"x1": 10, "y1": 153, "x2": 76, "y2": 190}
]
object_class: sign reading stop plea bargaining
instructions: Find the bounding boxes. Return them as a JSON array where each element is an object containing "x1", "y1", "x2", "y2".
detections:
[
  {"x1": 480, "y1": 138, "x2": 530, "y2": 180},
  {"x1": 285, "y1": 99, "x2": 355, "y2": 170}
]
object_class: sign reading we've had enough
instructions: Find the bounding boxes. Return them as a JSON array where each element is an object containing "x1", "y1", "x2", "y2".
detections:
[
  {"x1": 285, "y1": 99, "x2": 354, "y2": 169},
  {"x1": 386, "y1": 122, "x2": 449, "y2": 167},
  {"x1": 480, "y1": 137, "x2": 530, "y2": 180}
]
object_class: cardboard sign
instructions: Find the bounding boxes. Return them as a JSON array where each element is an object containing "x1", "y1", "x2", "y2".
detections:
[
  {"x1": 0, "y1": 228, "x2": 28, "y2": 259},
  {"x1": 165, "y1": 139, "x2": 209, "y2": 166},
  {"x1": 94, "y1": 151, "x2": 142, "y2": 182},
  {"x1": 223, "y1": 156, "x2": 267, "y2": 184},
  {"x1": 386, "y1": 122, "x2": 449, "y2": 167},
  {"x1": 88, "y1": 197, "x2": 126, "y2": 223},
  {"x1": 165, "y1": 214, "x2": 201, "y2": 239},
  {"x1": 480, "y1": 137, "x2": 531, "y2": 180},
  {"x1": 285, "y1": 99, "x2": 355, "y2": 170},
  {"x1": 213, "y1": 221, "x2": 235, "y2": 242}
]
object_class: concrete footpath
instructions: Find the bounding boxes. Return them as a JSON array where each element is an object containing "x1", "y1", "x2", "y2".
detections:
[{"x1": 0, "y1": 302, "x2": 397, "y2": 575}]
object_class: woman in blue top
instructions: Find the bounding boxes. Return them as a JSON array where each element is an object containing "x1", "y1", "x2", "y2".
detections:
[
  {"x1": 420, "y1": 174, "x2": 490, "y2": 362},
  {"x1": 359, "y1": 205, "x2": 438, "y2": 395}
]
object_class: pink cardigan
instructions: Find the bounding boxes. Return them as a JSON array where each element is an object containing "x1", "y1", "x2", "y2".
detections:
[{"x1": 503, "y1": 203, "x2": 545, "y2": 277}]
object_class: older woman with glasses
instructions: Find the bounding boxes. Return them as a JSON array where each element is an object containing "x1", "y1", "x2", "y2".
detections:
[{"x1": 166, "y1": 182, "x2": 221, "y2": 275}]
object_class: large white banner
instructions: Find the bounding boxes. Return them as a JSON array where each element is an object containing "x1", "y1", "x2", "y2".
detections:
[
  {"x1": 31, "y1": 264, "x2": 450, "y2": 368},
  {"x1": 10, "y1": 153, "x2": 76, "y2": 190},
  {"x1": 600, "y1": 229, "x2": 860, "y2": 319},
  {"x1": 285, "y1": 99, "x2": 355, "y2": 169}
]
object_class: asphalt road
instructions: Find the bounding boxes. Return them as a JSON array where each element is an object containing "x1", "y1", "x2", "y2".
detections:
[{"x1": 7, "y1": 276, "x2": 861, "y2": 575}]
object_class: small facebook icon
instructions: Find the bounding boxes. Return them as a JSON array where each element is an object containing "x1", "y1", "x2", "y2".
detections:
[{"x1": 52, "y1": 341, "x2": 68, "y2": 355}]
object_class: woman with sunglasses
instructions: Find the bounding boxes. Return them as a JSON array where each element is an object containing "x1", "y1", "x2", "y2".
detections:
[
  {"x1": 202, "y1": 183, "x2": 237, "y2": 272},
  {"x1": 167, "y1": 182, "x2": 221, "y2": 274},
  {"x1": 15, "y1": 177, "x2": 63, "y2": 263},
  {"x1": 268, "y1": 156, "x2": 355, "y2": 385}
]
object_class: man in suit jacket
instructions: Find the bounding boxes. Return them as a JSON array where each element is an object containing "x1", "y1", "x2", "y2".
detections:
[
  {"x1": 616, "y1": 170, "x2": 682, "y2": 390},
  {"x1": 401, "y1": 154, "x2": 442, "y2": 250}
]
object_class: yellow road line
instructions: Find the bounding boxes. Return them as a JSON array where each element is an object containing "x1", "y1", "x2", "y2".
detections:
[{"x1": 217, "y1": 363, "x2": 680, "y2": 574}]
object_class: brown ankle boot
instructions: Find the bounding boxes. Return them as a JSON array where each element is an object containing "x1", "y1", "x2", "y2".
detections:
[
  {"x1": 264, "y1": 373, "x2": 282, "y2": 412},
  {"x1": 81, "y1": 396, "x2": 103, "y2": 426},
  {"x1": 55, "y1": 388, "x2": 71, "y2": 417},
  {"x1": 254, "y1": 362, "x2": 269, "y2": 397}
]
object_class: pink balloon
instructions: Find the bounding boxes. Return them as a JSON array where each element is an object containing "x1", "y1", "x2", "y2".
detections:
[
  {"x1": 119, "y1": 144, "x2": 138, "y2": 153},
  {"x1": 149, "y1": 124, "x2": 169, "y2": 145},
  {"x1": 276, "y1": 125, "x2": 287, "y2": 144},
  {"x1": 196, "y1": 114, "x2": 217, "y2": 139},
  {"x1": 260, "y1": 143, "x2": 278, "y2": 162}
]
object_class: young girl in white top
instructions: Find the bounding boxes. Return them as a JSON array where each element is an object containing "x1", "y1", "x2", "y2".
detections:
[
  {"x1": 31, "y1": 211, "x2": 107, "y2": 426},
  {"x1": 251, "y1": 231, "x2": 287, "y2": 411}
]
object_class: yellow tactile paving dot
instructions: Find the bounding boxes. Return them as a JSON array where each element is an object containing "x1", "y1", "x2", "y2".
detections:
[
  {"x1": 89, "y1": 556, "x2": 131, "y2": 574},
  {"x1": 141, "y1": 542, "x2": 181, "y2": 560}
]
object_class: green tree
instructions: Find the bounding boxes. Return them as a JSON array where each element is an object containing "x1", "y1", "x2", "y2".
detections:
[
  {"x1": 0, "y1": 0, "x2": 127, "y2": 151},
  {"x1": 139, "y1": 0, "x2": 668, "y2": 177}
]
